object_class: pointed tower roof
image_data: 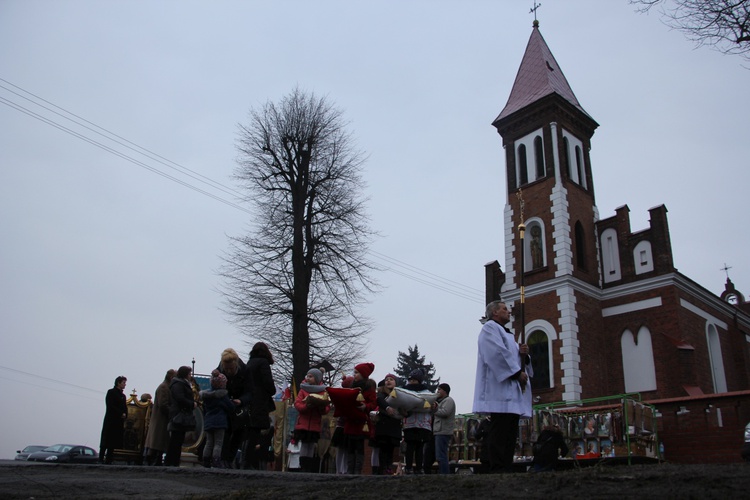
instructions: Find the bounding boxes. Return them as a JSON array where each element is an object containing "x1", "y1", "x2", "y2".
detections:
[{"x1": 493, "y1": 20, "x2": 593, "y2": 125}]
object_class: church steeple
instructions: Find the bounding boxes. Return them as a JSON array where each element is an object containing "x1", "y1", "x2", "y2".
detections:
[
  {"x1": 494, "y1": 21, "x2": 596, "y2": 127},
  {"x1": 494, "y1": 21, "x2": 603, "y2": 403}
]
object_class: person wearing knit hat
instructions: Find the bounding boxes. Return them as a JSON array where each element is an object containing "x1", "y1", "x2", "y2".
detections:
[
  {"x1": 408, "y1": 368, "x2": 425, "y2": 383},
  {"x1": 345, "y1": 362, "x2": 378, "y2": 474},
  {"x1": 200, "y1": 369, "x2": 234, "y2": 468},
  {"x1": 307, "y1": 368, "x2": 323, "y2": 385},
  {"x1": 402, "y1": 368, "x2": 431, "y2": 474},
  {"x1": 433, "y1": 382, "x2": 456, "y2": 474},
  {"x1": 293, "y1": 367, "x2": 331, "y2": 472},
  {"x1": 211, "y1": 370, "x2": 228, "y2": 390},
  {"x1": 354, "y1": 362, "x2": 375, "y2": 379}
]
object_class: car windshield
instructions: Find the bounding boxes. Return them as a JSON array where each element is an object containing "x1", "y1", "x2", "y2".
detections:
[
  {"x1": 24, "y1": 446, "x2": 46, "y2": 453},
  {"x1": 44, "y1": 444, "x2": 73, "y2": 453}
]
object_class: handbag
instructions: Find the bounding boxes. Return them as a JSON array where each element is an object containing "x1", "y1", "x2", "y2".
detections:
[
  {"x1": 171, "y1": 409, "x2": 196, "y2": 430},
  {"x1": 231, "y1": 404, "x2": 252, "y2": 430}
]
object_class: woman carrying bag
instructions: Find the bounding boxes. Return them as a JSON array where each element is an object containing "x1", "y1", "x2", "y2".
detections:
[{"x1": 165, "y1": 365, "x2": 196, "y2": 467}]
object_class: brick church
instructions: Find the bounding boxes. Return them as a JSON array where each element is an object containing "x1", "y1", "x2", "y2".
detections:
[{"x1": 484, "y1": 20, "x2": 750, "y2": 443}]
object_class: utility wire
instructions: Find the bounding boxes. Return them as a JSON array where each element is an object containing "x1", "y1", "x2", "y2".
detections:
[
  {"x1": 0, "y1": 78, "x2": 245, "y2": 200},
  {"x1": 0, "y1": 365, "x2": 101, "y2": 395},
  {"x1": 369, "y1": 249, "x2": 483, "y2": 296},
  {"x1": 0, "y1": 95, "x2": 254, "y2": 215},
  {"x1": 0, "y1": 374, "x2": 102, "y2": 403},
  {"x1": 0, "y1": 78, "x2": 482, "y2": 301},
  {"x1": 370, "y1": 261, "x2": 482, "y2": 302}
]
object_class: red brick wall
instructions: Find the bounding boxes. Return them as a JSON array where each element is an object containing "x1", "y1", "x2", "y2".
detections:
[
  {"x1": 649, "y1": 392, "x2": 750, "y2": 464},
  {"x1": 575, "y1": 291, "x2": 607, "y2": 398}
]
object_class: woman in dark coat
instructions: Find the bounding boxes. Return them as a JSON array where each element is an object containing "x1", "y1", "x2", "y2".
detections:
[
  {"x1": 372, "y1": 373, "x2": 403, "y2": 474},
  {"x1": 242, "y1": 342, "x2": 277, "y2": 469},
  {"x1": 164, "y1": 366, "x2": 196, "y2": 467},
  {"x1": 99, "y1": 375, "x2": 127, "y2": 464},
  {"x1": 216, "y1": 348, "x2": 253, "y2": 467}
]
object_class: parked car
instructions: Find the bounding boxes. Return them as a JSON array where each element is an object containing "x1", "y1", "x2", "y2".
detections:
[
  {"x1": 742, "y1": 422, "x2": 750, "y2": 462},
  {"x1": 15, "y1": 445, "x2": 47, "y2": 461},
  {"x1": 26, "y1": 444, "x2": 99, "y2": 463}
]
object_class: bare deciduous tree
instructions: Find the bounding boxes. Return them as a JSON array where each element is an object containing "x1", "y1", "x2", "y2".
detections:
[
  {"x1": 631, "y1": 0, "x2": 750, "y2": 62},
  {"x1": 220, "y1": 88, "x2": 378, "y2": 386}
]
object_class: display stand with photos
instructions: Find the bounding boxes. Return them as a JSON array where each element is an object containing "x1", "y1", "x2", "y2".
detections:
[
  {"x1": 448, "y1": 393, "x2": 662, "y2": 470},
  {"x1": 532, "y1": 393, "x2": 662, "y2": 465}
]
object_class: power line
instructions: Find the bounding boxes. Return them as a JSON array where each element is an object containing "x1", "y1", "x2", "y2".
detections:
[
  {"x1": 0, "y1": 374, "x2": 102, "y2": 403},
  {"x1": 0, "y1": 78, "x2": 484, "y2": 301},
  {"x1": 371, "y1": 261, "x2": 482, "y2": 302},
  {"x1": 0, "y1": 78, "x2": 245, "y2": 200},
  {"x1": 0, "y1": 365, "x2": 101, "y2": 396},
  {"x1": 0, "y1": 95, "x2": 254, "y2": 215},
  {"x1": 369, "y1": 249, "x2": 483, "y2": 296}
]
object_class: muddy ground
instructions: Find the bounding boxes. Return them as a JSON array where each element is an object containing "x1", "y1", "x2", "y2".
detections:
[{"x1": 1, "y1": 460, "x2": 748, "y2": 499}]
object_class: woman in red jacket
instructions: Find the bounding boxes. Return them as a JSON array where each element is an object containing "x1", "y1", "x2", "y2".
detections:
[{"x1": 293, "y1": 368, "x2": 330, "y2": 472}]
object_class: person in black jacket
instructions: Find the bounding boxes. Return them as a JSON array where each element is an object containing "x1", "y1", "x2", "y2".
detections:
[
  {"x1": 530, "y1": 425, "x2": 569, "y2": 472},
  {"x1": 99, "y1": 376, "x2": 128, "y2": 464},
  {"x1": 217, "y1": 348, "x2": 253, "y2": 468},
  {"x1": 164, "y1": 366, "x2": 196, "y2": 467},
  {"x1": 372, "y1": 373, "x2": 403, "y2": 475},
  {"x1": 241, "y1": 342, "x2": 276, "y2": 469}
]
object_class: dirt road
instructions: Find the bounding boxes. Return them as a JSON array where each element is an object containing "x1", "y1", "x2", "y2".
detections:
[{"x1": 1, "y1": 460, "x2": 748, "y2": 499}]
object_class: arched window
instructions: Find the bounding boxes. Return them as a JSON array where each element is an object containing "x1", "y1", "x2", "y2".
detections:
[
  {"x1": 562, "y1": 137, "x2": 571, "y2": 178},
  {"x1": 574, "y1": 145, "x2": 584, "y2": 187},
  {"x1": 518, "y1": 144, "x2": 528, "y2": 185},
  {"x1": 575, "y1": 221, "x2": 586, "y2": 270},
  {"x1": 534, "y1": 136, "x2": 545, "y2": 179},
  {"x1": 707, "y1": 324, "x2": 727, "y2": 393},
  {"x1": 528, "y1": 330, "x2": 551, "y2": 390},
  {"x1": 621, "y1": 327, "x2": 657, "y2": 393}
]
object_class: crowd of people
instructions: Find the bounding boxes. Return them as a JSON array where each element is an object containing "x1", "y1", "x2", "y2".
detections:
[{"x1": 100, "y1": 300, "x2": 575, "y2": 474}]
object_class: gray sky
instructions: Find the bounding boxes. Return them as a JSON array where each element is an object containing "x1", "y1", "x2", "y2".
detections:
[{"x1": 1, "y1": 1, "x2": 747, "y2": 459}]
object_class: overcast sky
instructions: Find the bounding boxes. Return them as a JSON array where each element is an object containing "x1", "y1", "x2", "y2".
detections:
[{"x1": 1, "y1": 1, "x2": 748, "y2": 459}]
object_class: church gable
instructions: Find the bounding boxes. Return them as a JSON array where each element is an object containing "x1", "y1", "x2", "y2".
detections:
[{"x1": 595, "y1": 204, "x2": 674, "y2": 287}]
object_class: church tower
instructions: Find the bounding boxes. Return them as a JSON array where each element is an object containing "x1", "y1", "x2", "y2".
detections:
[
  {"x1": 494, "y1": 20, "x2": 601, "y2": 403},
  {"x1": 493, "y1": 20, "x2": 750, "y2": 406}
]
